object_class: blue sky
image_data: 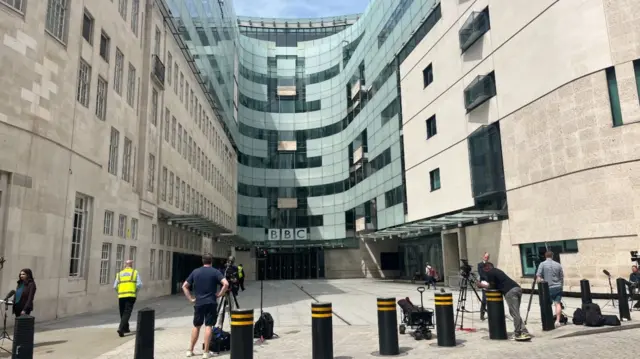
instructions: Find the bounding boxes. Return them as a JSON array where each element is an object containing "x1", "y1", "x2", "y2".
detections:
[{"x1": 233, "y1": 0, "x2": 371, "y2": 18}]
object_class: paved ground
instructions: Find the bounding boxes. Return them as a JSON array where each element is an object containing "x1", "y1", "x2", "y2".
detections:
[{"x1": 1, "y1": 279, "x2": 638, "y2": 358}]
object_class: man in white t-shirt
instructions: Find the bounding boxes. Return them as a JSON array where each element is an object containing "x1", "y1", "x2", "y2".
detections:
[{"x1": 424, "y1": 263, "x2": 437, "y2": 289}]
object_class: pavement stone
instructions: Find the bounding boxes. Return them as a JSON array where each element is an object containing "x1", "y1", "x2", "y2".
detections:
[
  {"x1": 88, "y1": 279, "x2": 639, "y2": 358},
  {"x1": 0, "y1": 279, "x2": 635, "y2": 358}
]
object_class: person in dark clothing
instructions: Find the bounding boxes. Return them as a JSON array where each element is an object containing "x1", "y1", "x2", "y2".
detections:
[
  {"x1": 477, "y1": 252, "x2": 491, "y2": 321},
  {"x1": 13, "y1": 268, "x2": 36, "y2": 316},
  {"x1": 627, "y1": 265, "x2": 640, "y2": 309},
  {"x1": 183, "y1": 254, "x2": 229, "y2": 358},
  {"x1": 477, "y1": 263, "x2": 530, "y2": 341}
]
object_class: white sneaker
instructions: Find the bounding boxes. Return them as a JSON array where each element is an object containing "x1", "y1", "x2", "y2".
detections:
[
  {"x1": 186, "y1": 351, "x2": 194, "y2": 357},
  {"x1": 554, "y1": 321, "x2": 561, "y2": 328},
  {"x1": 202, "y1": 353, "x2": 212, "y2": 359}
]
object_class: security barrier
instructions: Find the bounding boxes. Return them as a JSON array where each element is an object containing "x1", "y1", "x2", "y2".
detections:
[
  {"x1": 376, "y1": 297, "x2": 399, "y2": 355},
  {"x1": 134, "y1": 308, "x2": 155, "y2": 359},
  {"x1": 230, "y1": 309, "x2": 254, "y2": 359},
  {"x1": 434, "y1": 292, "x2": 456, "y2": 347},
  {"x1": 311, "y1": 302, "x2": 333, "y2": 359},
  {"x1": 485, "y1": 290, "x2": 507, "y2": 340}
]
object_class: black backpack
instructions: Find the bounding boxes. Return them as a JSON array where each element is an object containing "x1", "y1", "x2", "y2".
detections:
[
  {"x1": 572, "y1": 308, "x2": 585, "y2": 325},
  {"x1": 206, "y1": 328, "x2": 230, "y2": 353},
  {"x1": 583, "y1": 303, "x2": 604, "y2": 327},
  {"x1": 254, "y1": 312, "x2": 274, "y2": 339}
]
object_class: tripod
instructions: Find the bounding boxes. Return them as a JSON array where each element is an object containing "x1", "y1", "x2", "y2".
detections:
[
  {"x1": 216, "y1": 265, "x2": 241, "y2": 329},
  {"x1": 523, "y1": 260, "x2": 542, "y2": 325},
  {"x1": 603, "y1": 274, "x2": 616, "y2": 309},
  {"x1": 454, "y1": 274, "x2": 482, "y2": 330},
  {"x1": 0, "y1": 301, "x2": 13, "y2": 354}
]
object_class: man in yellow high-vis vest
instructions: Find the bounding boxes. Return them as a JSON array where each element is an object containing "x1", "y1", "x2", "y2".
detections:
[{"x1": 114, "y1": 260, "x2": 142, "y2": 337}]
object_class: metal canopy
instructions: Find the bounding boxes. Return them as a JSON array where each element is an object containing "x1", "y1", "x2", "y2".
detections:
[
  {"x1": 165, "y1": 214, "x2": 231, "y2": 237},
  {"x1": 359, "y1": 210, "x2": 506, "y2": 240}
]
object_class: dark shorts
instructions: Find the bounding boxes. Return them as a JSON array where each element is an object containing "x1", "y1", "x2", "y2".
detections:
[
  {"x1": 549, "y1": 286, "x2": 562, "y2": 303},
  {"x1": 193, "y1": 303, "x2": 217, "y2": 327}
]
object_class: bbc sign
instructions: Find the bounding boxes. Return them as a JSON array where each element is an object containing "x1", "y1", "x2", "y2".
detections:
[{"x1": 267, "y1": 228, "x2": 308, "y2": 241}]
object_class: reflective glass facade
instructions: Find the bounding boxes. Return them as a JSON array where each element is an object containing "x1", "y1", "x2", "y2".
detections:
[{"x1": 170, "y1": 0, "x2": 442, "y2": 247}]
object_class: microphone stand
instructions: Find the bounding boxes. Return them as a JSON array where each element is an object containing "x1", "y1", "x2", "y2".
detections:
[
  {"x1": 601, "y1": 271, "x2": 616, "y2": 309},
  {"x1": 0, "y1": 299, "x2": 13, "y2": 354}
]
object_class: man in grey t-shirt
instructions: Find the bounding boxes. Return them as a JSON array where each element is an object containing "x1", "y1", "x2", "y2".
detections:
[{"x1": 536, "y1": 251, "x2": 564, "y2": 327}]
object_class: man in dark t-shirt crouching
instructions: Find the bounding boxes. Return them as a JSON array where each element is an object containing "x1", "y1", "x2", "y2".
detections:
[
  {"x1": 182, "y1": 254, "x2": 229, "y2": 358},
  {"x1": 477, "y1": 262, "x2": 530, "y2": 341}
]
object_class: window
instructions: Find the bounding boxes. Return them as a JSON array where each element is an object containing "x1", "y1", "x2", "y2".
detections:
[
  {"x1": 116, "y1": 244, "x2": 125, "y2": 272},
  {"x1": 95, "y1": 77, "x2": 108, "y2": 120},
  {"x1": 76, "y1": 60, "x2": 91, "y2": 107},
  {"x1": 429, "y1": 168, "x2": 441, "y2": 191},
  {"x1": 99, "y1": 243, "x2": 111, "y2": 284},
  {"x1": 165, "y1": 251, "x2": 171, "y2": 279},
  {"x1": 129, "y1": 246, "x2": 137, "y2": 266},
  {"x1": 181, "y1": 181, "x2": 185, "y2": 210},
  {"x1": 161, "y1": 167, "x2": 167, "y2": 201},
  {"x1": 423, "y1": 64, "x2": 433, "y2": 88},
  {"x1": 152, "y1": 224, "x2": 157, "y2": 244},
  {"x1": 118, "y1": 0, "x2": 127, "y2": 19},
  {"x1": 606, "y1": 67, "x2": 623, "y2": 127},
  {"x1": 147, "y1": 153, "x2": 155, "y2": 192},
  {"x1": 167, "y1": 53, "x2": 172, "y2": 85},
  {"x1": 149, "y1": 249, "x2": 155, "y2": 280},
  {"x1": 122, "y1": 137, "x2": 132, "y2": 182},
  {"x1": 1, "y1": 0, "x2": 26, "y2": 13},
  {"x1": 426, "y1": 115, "x2": 437, "y2": 139},
  {"x1": 464, "y1": 72, "x2": 496, "y2": 112},
  {"x1": 69, "y1": 194, "x2": 90, "y2": 277},
  {"x1": 131, "y1": 218, "x2": 138, "y2": 240},
  {"x1": 158, "y1": 250, "x2": 164, "y2": 280},
  {"x1": 634, "y1": 60, "x2": 640, "y2": 105},
  {"x1": 99, "y1": 31, "x2": 110, "y2": 61},
  {"x1": 107, "y1": 127, "x2": 120, "y2": 175},
  {"x1": 131, "y1": 0, "x2": 139, "y2": 35},
  {"x1": 82, "y1": 10, "x2": 94, "y2": 44},
  {"x1": 114, "y1": 49, "x2": 124, "y2": 95},
  {"x1": 127, "y1": 64, "x2": 136, "y2": 107},
  {"x1": 151, "y1": 89, "x2": 158, "y2": 126},
  {"x1": 377, "y1": 0, "x2": 413, "y2": 48},
  {"x1": 164, "y1": 109, "x2": 170, "y2": 142},
  {"x1": 176, "y1": 123, "x2": 182, "y2": 154},
  {"x1": 103, "y1": 210, "x2": 114, "y2": 235},
  {"x1": 154, "y1": 27, "x2": 161, "y2": 55},
  {"x1": 173, "y1": 63, "x2": 178, "y2": 93},
  {"x1": 519, "y1": 240, "x2": 578, "y2": 276},
  {"x1": 170, "y1": 118, "x2": 177, "y2": 148},
  {"x1": 179, "y1": 72, "x2": 184, "y2": 102},
  {"x1": 173, "y1": 232, "x2": 178, "y2": 247},
  {"x1": 45, "y1": 0, "x2": 69, "y2": 43},
  {"x1": 175, "y1": 176, "x2": 181, "y2": 207},
  {"x1": 182, "y1": 129, "x2": 187, "y2": 158},
  {"x1": 169, "y1": 172, "x2": 174, "y2": 204},
  {"x1": 459, "y1": 7, "x2": 490, "y2": 53},
  {"x1": 115, "y1": 216, "x2": 126, "y2": 241}
]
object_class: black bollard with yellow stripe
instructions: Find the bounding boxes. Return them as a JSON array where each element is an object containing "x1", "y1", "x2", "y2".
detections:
[
  {"x1": 434, "y1": 292, "x2": 456, "y2": 347},
  {"x1": 377, "y1": 297, "x2": 399, "y2": 355},
  {"x1": 486, "y1": 289, "x2": 508, "y2": 340},
  {"x1": 311, "y1": 302, "x2": 333, "y2": 359},
  {"x1": 230, "y1": 309, "x2": 254, "y2": 359}
]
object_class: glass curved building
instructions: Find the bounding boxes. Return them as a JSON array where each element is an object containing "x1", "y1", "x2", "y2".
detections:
[{"x1": 234, "y1": 1, "x2": 440, "y2": 247}]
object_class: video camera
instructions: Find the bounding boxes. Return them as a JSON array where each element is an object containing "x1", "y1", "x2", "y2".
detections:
[
  {"x1": 631, "y1": 251, "x2": 640, "y2": 263},
  {"x1": 459, "y1": 259, "x2": 473, "y2": 279}
]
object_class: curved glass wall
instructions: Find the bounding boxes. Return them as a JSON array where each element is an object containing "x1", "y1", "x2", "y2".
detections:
[{"x1": 170, "y1": 0, "x2": 442, "y2": 247}]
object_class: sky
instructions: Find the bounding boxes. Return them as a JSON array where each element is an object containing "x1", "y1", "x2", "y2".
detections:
[{"x1": 233, "y1": 0, "x2": 371, "y2": 18}]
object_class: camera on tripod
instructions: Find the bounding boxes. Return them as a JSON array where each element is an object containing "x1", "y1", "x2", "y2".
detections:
[
  {"x1": 631, "y1": 251, "x2": 640, "y2": 263},
  {"x1": 459, "y1": 259, "x2": 473, "y2": 279}
]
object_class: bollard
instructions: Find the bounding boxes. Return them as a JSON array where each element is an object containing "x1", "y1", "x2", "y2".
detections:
[
  {"x1": 580, "y1": 279, "x2": 592, "y2": 305},
  {"x1": 376, "y1": 297, "x2": 399, "y2": 355},
  {"x1": 230, "y1": 309, "x2": 254, "y2": 359},
  {"x1": 537, "y1": 282, "x2": 555, "y2": 331},
  {"x1": 434, "y1": 292, "x2": 456, "y2": 347},
  {"x1": 134, "y1": 308, "x2": 155, "y2": 359},
  {"x1": 12, "y1": 315, "x2": 35, "y2": 359},
  {"x1": 616, "y1": 278, "x2": 631, "y2": 321},
  {"x1": 311, "y1": 302, "x2": 333, "y2": 359},
  {"x1": 485, "y1": 290, "x2": 508, "y2": 340}
]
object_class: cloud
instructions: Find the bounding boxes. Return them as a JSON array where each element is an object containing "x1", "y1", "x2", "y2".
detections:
[{"x1": 233, "y1": 0, "x2": 370, "y2": 18}]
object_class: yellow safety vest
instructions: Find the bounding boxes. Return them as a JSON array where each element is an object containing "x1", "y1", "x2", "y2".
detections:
[
  {"x1": 117, "y1": 268, "x2": 138, "y2": 298},
  {"x1": 238, "y1": 266, "x2": 244, "y2": 278}
]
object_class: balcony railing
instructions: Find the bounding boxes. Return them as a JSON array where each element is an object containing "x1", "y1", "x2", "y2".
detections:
[
  {"x1": 459, "y1": 8, "x2": 490, "y2": 53},
  {"x1": 464, "y1": 72, "x2": 496, "y2": 112},
  {"x1": 151, "y1": 55, "x2": 165, "y2": 88}
]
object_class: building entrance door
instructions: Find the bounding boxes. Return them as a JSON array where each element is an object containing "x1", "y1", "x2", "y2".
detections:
[{"x1": 257, "y1": 247, "x2": 324, "y2": 280}]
